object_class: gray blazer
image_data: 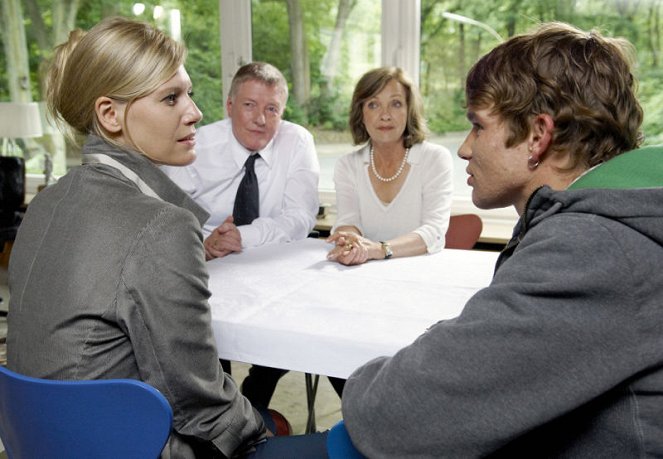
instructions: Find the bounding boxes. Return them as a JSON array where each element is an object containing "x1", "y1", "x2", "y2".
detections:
[{"x1": 8, "y1": 135, "x2": 265, "y2": 458}]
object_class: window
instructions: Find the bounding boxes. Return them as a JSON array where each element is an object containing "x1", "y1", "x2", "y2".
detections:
[{"x1": 5, "y1": 0, "x2": 661, "y2": 240}]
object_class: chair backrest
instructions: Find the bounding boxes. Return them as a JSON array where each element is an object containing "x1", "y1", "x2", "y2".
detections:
[
  {"x1": 327, "y1": 420, "x2": 366, "y2": 459},
  {"x1": 445, "y1": 213, "x2": 483, "y2": 250},
  {"x1": 0, "y1": 365, "x2": 172, "y2": 459}
]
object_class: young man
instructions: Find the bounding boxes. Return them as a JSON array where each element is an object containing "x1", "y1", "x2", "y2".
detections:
[{"x1": 341, "y1": 22, "x2": 663, "y2": 456}]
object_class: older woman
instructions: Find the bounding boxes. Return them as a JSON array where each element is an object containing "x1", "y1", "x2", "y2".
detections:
[{"x1": 327, "y1": 67, "x2": 453, "y2": 265}]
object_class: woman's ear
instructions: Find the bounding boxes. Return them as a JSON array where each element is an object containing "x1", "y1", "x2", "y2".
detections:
[
  {"x1": 95, "y1": 96, "x2": 123, "y2": 134},
  {"x1": 528, "y1": 113, "x2": 554, "y2": 163}
]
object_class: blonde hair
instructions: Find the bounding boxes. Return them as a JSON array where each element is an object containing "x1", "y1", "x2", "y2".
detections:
[
  {"x1": 46, "y1": 16, "x2": 186, "y2": 145},
  {"x1": 349, "y1": 67, "x2": 428, "y2": 148}
]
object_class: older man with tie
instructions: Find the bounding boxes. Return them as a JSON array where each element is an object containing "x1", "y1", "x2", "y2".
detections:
[
  {"x1": 163, "y1": 62, "x2": 319, "y2": 260},
  {"x1": 162, "y1": 62, "x2": 320, "y2": 411}
]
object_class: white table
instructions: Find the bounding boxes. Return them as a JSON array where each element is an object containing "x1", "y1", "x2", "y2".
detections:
[{"x1": 207, "y1": 238, "x2": 498, "y2": 379}]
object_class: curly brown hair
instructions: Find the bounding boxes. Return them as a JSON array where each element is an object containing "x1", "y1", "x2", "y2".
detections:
[{"x1": 465, "y1": 22, "x2": 643, "y2": 169}]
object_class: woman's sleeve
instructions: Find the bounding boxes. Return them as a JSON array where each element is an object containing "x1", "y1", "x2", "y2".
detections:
[
  {"x1": 413, "y1": 144, "x2": 454, "y2": 253},
  {"x1": 116, "y1": 205, "x2": 264, "y2": 458},
  {"x1": 332, "y1": 153, "x2": 364, "y2": 233}
]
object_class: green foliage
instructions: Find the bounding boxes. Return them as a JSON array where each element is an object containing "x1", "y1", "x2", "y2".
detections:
[
  {"x1": 252, "y1": 1, "x2": 292, "y2": 80},
  {"x1": 180, "y1": 1, "x2": 223, "y2": 125},
  {"x1": 283, "y1": 99, "x2": 308, "y2": 125},
  {"x1": 3, "y1": 0, "x2": 663, "y2": 141},
  {"x1": 420, "y1": 0, "x2": 663, "y2": 136},
  {"x1": 638, "y1": 68, "x2": 663, "y2": 145},
  {"x1": 426, "y1": 89, "x2": 469, "y2": 134},
  {"x1": 0, "y1": 34, "x2": 7, "y2": 100},
  {"x1": 307, "y1": 80, "x2": 351, "y2": 131}
]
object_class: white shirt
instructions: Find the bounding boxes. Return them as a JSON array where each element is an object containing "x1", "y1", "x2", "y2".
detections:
[
  {"x1": 162, "y1": 118, "x2": 320, "y2": 248},
  {"x1": 332, "y1": 141, "x2": 454, "y2": 253}
]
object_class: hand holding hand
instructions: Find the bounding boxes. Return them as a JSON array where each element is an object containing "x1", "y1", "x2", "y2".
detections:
[
  {"x1": 204, "y1": 216, "x2": 242, "y2": 260},
  {"x1": 326, "y1": 231, "x2": 373, "y2": 266}
]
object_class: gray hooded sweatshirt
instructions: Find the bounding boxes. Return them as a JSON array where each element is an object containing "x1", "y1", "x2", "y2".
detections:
[{"x1": 342, "y1": 146, "x2": 663, "y2": 457}]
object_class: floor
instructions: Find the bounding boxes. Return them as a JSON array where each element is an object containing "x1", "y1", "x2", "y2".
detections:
[{"x1": 0, "y1": 263, "x2": 342, "y2": 455}]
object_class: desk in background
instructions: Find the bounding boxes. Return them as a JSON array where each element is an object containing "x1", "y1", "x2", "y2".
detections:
[{"x1": 207, "y1": 238, "x2": 498, "y2": 379}]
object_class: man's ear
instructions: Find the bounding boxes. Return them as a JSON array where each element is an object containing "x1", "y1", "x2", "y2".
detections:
[
  {"x1": 528, "y1": 113, "x2": 554, "y2": 163},
  {"x1": 225, "y1": 97, "x2": 233, "y2": 118},
  {"x1": 95, "y1": 96, "x2": 123, "y2": 134}
]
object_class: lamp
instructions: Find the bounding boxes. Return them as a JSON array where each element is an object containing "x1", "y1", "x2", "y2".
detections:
[{"x1": 0, "y1": 102, "x2": 44, "y2": 157}]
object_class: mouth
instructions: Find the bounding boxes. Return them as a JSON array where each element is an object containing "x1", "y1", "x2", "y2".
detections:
[
  {"x1": 178, "y1": 133, "x2": 196, "y2": 144},
  {"x1": 466, "y1": 168, "x2": 474, "y2": 186}
]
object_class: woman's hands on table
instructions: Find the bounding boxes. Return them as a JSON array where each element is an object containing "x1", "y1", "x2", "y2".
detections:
[{"x1": 326, "y1": 230, "x2": 382, "y2": 265}]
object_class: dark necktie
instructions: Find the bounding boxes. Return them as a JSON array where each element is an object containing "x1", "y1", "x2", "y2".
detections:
[{"x1": 233, "y1": 153, "x2": 260, "y2": 226}]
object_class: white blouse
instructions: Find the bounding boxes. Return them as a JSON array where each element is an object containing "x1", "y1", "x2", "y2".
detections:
[{"x1": 332, "y1": 141, "x2": 454, "y2": 253}]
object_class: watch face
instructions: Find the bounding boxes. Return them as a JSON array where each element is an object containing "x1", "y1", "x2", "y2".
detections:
[{"x1": 381, "y1": 242, "x2": 393, "y2": 259}]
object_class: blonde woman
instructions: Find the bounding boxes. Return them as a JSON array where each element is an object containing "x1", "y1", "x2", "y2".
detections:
[{"x1": 7, "y1": 17, "x2": 327, "y2": 458}]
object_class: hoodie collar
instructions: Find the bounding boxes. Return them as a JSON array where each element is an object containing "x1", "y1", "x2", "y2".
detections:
[{"x1": 569, "y1": 145, "x2": 663, "y2": 190}]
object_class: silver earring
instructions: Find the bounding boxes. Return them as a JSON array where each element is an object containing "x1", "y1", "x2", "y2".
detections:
[{"x1": 528, "y1": 155, "x2": 540, "y2": 170}]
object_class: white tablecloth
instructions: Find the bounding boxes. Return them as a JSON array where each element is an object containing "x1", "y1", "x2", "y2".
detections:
[{"x1": 207, "y1": 238, "x2": 498, "y2": 378}]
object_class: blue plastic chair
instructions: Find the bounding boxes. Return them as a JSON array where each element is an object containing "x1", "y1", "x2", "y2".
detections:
[
  {"x1": 0, "y1": 365, "x2": 172, "y2": 459},
  {"x1": 327, "y1": 420, "x2": 366, "y2": 459}
]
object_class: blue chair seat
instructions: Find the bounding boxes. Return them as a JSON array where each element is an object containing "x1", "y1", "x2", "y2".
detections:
[
  {"x1": 327, "y1": 420, "x2": 366, "y2": 459},
  {"x1": 0, "y1": 365, "x2": 172, "y2": 459}
]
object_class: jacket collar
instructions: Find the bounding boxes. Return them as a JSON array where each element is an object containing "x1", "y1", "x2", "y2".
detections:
[{"x1": 81, "y1": 135, "x2": 209, "y2": 226}]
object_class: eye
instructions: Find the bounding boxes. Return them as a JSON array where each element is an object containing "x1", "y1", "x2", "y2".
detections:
[
  {"x1": 366, "y1": 101, "x2": 378, "y2": 109},
  {"x1": 392, "y1": 100, "x2": 403, "y2": 108},
  {"x1": 187, "y1": 90, "x2": 195, "y2": 99},
  {"x1": 266, "y1": 105, "x2": 279, "y2": 114},
  {"x1": 162, "y1": 93, "x2": 178, "y2": 105}
]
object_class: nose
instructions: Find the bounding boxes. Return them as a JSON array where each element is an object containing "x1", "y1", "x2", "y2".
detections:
[
  {"x1": 184, "y1": 99, "x2": 203, "y2": 125},
  {"x1": 457, "y1": 133, "x2": 473, "y2": 161},
  {"x1": 254, "y1": 112, "x2": 266, "y2": 126},
  {"x1": 379, "y1": 106, "x2": 392, "y2": 120}
]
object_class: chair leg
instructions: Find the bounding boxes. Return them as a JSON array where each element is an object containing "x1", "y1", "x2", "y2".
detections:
[{"x1": 304, "y1": 373, "x2": 319, "y2": 433}]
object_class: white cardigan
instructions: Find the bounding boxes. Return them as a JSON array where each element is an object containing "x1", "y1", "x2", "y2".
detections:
[{"x1": 332, "y1": 141, "x2": 454, "y2": 253}]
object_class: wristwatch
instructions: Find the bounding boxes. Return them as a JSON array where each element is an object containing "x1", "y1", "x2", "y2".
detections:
[{"x1": 380, "y1": 241, "x2": 393, "y2": 259}]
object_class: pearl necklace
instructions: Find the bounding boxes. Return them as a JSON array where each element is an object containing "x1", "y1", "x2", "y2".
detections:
[{"x1": 370, "y1": 146, "x2": 410, "y2": 182}]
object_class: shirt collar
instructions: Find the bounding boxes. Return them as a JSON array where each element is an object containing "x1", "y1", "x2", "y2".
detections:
[{"x1": 230, "y1": 127, "x2": 278, "y2": 170}]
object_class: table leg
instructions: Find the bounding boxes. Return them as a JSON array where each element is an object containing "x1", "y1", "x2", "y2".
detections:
[{"x1": 304, "y1": 373, "x2": 319, "y2": 433}]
